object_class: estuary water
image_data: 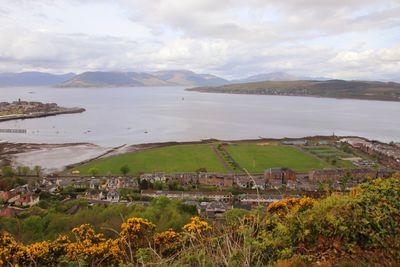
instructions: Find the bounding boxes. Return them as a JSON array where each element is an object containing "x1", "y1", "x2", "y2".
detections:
[{"x1": 0, "y1": 86, "x2": 399, "y2": 146}]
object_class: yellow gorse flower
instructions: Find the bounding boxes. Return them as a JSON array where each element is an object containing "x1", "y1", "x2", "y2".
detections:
[
  {"x1": 183, "y1": 216, "x2": 211, "y2": 234},
  {"x1": 120, "y1": 217, "x2": 156, "y2": 242},
  {"x1": 267, "y1": 197, "x2": 315, "y2": 216}
]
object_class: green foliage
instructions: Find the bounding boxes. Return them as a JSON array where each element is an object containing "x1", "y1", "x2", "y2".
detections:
[
  {"x1": 167, "y1": 180, "x2": 183, "y2": 191},
  {"x1": 256, "y1": 177, "x2": 400, "y2": 264},
  {"x1": 0, "y1": 198, "x2": 196, "y2": 243},
  {"x1": 1, "y1": 166, "x2": 14, "y2": 177},
  {"x1": 152, "y1": 180, "x2": 165, "y2": 190},
  {"x1": 88, "y1": 167, "x2": 99, "y2": 176},
  {"x1": 224, "y1": 208, "x2": 249, "y2": 224},
  {"x1": 120, "y1": 164, "x2": 130, "y2": 175},
  {"x1": 33, "y1": 165, "x2": 42, "y2": 177}
]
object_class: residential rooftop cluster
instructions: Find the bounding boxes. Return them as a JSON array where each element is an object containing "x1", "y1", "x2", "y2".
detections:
[
  {"x1": 0, "y1": 99, "x2": 59, "y2": 115},
  {"x1": 0, "y1": 165, "x2": 394, "y2": 218},
  {"x1": 341, "y1": 137, "x2": 400, "y2": 169}
]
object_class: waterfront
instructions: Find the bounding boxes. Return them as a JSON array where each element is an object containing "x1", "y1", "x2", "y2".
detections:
[{"x1": 0, "y1": 86, "x2": 399, "y2": 145}]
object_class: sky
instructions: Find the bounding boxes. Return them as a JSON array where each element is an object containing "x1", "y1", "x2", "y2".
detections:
[{"x1": 0, "y1": 0, "x2": 399, "y2": 80}]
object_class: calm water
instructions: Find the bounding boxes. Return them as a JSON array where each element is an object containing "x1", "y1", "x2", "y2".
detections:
[{"x1": 0, "y1": 86, "x2": 399, "y2": 146}]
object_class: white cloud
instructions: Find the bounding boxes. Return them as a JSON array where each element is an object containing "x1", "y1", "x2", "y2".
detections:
[{"x1": 0, "y1": 0, "x2": 399, "y2": 80}]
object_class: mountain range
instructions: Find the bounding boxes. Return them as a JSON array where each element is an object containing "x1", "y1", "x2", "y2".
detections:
[
  {"x1": 232, "y1": 72, "x2": 330, "y2": 83},
  {"x1": 0, "y1": 70, "x2": 331, "y2": 88},
  {"x1": 0, "y1": 72, "x2": 75, "y2": 87}
]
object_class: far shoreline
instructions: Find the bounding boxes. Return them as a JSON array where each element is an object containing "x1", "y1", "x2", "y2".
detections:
[{"x1": 186, "y1": 87, "x2": 400, "y2": 103}]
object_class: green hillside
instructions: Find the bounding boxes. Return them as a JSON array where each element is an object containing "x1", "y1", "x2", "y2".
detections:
[{"x1": 187, "y1": 80, "x2": 400, "y2": 101}]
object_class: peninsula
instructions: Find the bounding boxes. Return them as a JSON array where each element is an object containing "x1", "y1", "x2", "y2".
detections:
[
  {"x1": 0, "y1": 100, "x2": 85, "y2": 122},
  {"x1": 187, "y1": 79, "x2": 400, "y2": 102}
]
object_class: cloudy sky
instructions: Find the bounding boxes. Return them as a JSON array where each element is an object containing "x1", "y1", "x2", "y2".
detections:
[{"x1": 0, "y1": 0, "x2": 399, "y2": 80}]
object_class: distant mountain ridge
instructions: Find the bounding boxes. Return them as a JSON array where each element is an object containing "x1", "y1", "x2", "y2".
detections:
[
  {"x1": 0, "y1": 72, "x2": 75, "y2": 87},
  {"x1": 1, "y1": 70, "x2": 396, "y2": 88},
  {"x1": 232, "y1": 72, "x2": 330, "y2": 83},
  {"x1": 58, "y1": 70, "x2": 229, "y2": 87}
]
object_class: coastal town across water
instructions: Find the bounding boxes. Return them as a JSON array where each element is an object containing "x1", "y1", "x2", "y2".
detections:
[{"x1": 0, "y1": 99, "x2": 85, "y2": 122}]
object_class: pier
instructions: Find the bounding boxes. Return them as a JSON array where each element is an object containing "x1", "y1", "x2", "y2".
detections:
[{"x1": 0, "y1": 129, "x2": 27, "y2": 133}]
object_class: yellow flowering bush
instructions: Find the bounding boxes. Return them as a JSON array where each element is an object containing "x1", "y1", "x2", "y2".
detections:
[
  {"x1": 183, "y1": 216, "x2": 211, "y2": 234},
  {"x1": 67, "y1": 224, "x2": 122, "y2": 265},
  {"x1": 154, "y1": 229, "x2": 182, "y2": 255},
  {"x1": 120, "y1": 217, "x2": 156, "y2": 244},
  {"x1": 267, "y1": 197, "x2": 315, "y2": 216},
  {"x1": 49, "y1": 234, "x2": 70, "y2": 259},
  {"x1": 0, "y1": 231, "x2": 21, "y2": 266}
]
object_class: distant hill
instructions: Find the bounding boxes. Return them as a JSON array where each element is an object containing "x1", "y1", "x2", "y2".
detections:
[
  {"x1": 152, "y1": 70, "x2": 229, "y2": 87},
  {"x1": 0, "y1": 72, "x2": 75, "y2": 87},
  {"x1": 187, "y1": 80, "x2": 400, "y2": 102},
  {"x1": 59, "y1": 70, "x2": 229, "y2": 87},
  {"x1": 233, "y1": 72, "x2": 330, "y2": 83},
  {"x1": 58, "y1": 71, "x2": 174, "y2": 87}
]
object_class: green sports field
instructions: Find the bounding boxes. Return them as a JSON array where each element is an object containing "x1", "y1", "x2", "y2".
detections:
[
  {"x1": 226, "y1": 143, "x2": 331, "y2": 173},
  {"x1": 75, "y1": 142, "x2": 334, "y2": 175},
  {"x1": 76, "y1": 144, "x2": 226, "y2": 175}
]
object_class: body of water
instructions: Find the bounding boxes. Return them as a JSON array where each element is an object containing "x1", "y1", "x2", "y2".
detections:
[{"x1": 0, "y1": 86, "x2": 399, "y2": 146}]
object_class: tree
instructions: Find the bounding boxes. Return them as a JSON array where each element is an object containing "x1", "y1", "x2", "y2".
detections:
[
  {"x1": 153, "y1": 181, "x2": 164, "y2": 190},
  {"x1": 22, "y1": 166, "x2": 30, "y2": 176},
  {"x1": 167, "y1": 180, "x2": 180, "y2": 191},
  {"x1": 339, "y1": 172, "x2": 353, "y2": 192},
  {"x1": 120, "y1": 165, "x2": 130, "y2": 176},
  {"x1": 33, "y1": 165, "x2": 42, "y2": 177},
  {"x1": 139, "y1": 179, "x2": 149, "y2": 190},
  {"x1": 89, "y1": 168, "x2": 99, "y2": 177},
  {"x1": 16, "y1": 166, "x2": 24, "y2": 176},
  {"x1": 2, "y1": 166, "x2": 14, "y2": 177}
]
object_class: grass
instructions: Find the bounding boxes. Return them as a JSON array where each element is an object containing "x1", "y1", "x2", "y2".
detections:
[
  {"x1": 303, "y1": 146, "x2": 356, "y2": 168},
  {"x1": 76, "y1": 144, "x2": 227, "y2": 175},
  {"x1": 75, "y1": 142, "x2": 350, "y2": 176},
  {"x1": 225, "y1": 143, "x2": 331, "y2": 173}
]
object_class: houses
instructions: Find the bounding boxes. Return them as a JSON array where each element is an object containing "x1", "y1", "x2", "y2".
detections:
[
  {"x1": 83, "y1": 189, "x2": 105, "y2": 201},
  {"x1": 264, "y1": 168, "x2": 296, "y2": 188},
  {"x1": 141, "y1": 190, "x2": 233, "y2": 202},
  {"x1": 341, "y1": 138, "x2": 400, "y2": 169},
  {"x1": 197, "y1": 201, "x2": 231, "y2": 218},
  {"x1": 282, "y1": 140, "x2": 308, "y2": 145},
  {"x1": 14, "y1": 193, "x2": 40, "y2": 207},
  {"x1": 234, "y1": 175, "x2": 266, "y2": 190},
  {"x1": 107, "y1": 190, "x2": 120, "y2": 202},
  {"x1": 308, "y1": 168, "x2": 381, "y2": 182},
  {"x1": 0, "y1": 185, "x2": 40, "y2": 209},
  {"x1": 238, "y1": 194, "x2": 287, "y2": 207},
  {"x1": 140, "y1": 172, "x2": 234, "y2": 187},
  {"x1": 198, "y1": 173, "x2": 233, "y2": 187},
  {"x1": 0, "y1": 207, "x2": 22, "y2": 217}
]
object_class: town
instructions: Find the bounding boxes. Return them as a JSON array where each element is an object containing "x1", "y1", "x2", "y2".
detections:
[
  {"x1": 1, "y1": 137, "x2": 398, "y2": 219},
  {"x1": 0, "y1": 99, "x2": 85, "y2": 122}
]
